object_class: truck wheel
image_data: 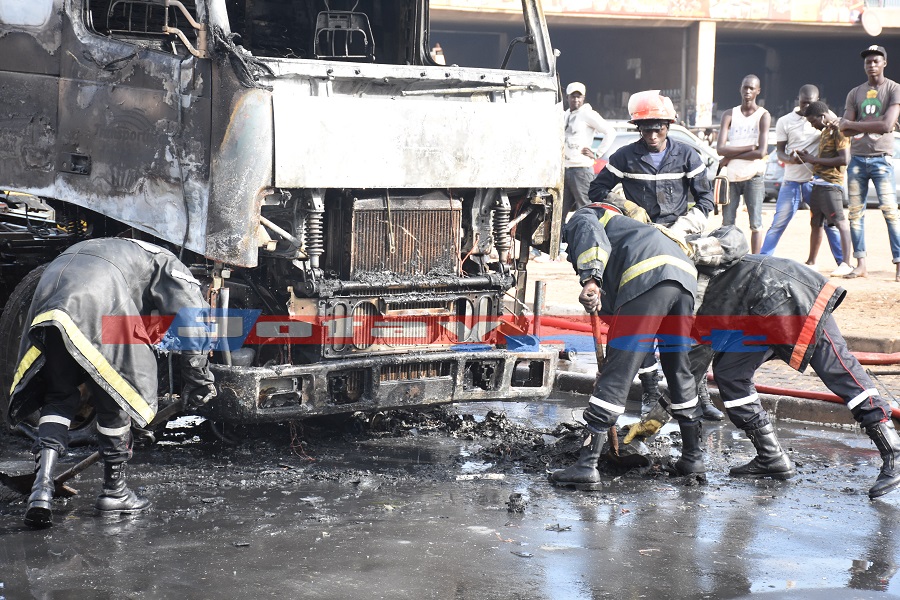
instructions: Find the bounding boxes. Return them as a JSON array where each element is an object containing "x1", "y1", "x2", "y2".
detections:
[{"x1": 0, "y1": 265, "x2": 97, "y2": 445}]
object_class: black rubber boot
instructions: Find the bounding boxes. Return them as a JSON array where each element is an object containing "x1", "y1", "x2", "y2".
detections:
[
  {"x1": 673, "y1": 420, "x2": 706, "y2": 475},
  {"x1": 94, "y1": 463, "x2": 151, "y2": 515},
  {"x1": 864, "y1": 421, "x2": 900, "y2": 499},
  {"x1": 639, "y1": 370, "x2": 662, "y2": 416},
  {"x1": 698, "y1": 377, "x2": 725, "y2": 421},
  {"x1": 549, "y1": 429, "x2": 606, "y2": 490},
  {"x1": 730, "y1": 423, "x2": 796, "y2": 480},
  {"x1": 24, "y1": 448, "x2": 60, "y2": 529}
]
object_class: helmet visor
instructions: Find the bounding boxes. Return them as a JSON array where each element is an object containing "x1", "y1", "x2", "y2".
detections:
[{"x1": 634, "y1": 120, "x2": 668, "y2": 132}]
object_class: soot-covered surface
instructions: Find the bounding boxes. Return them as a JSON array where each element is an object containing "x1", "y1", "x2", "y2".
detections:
[{"x1": 1, "y1": 396, "x2": 899, "y2": 599}]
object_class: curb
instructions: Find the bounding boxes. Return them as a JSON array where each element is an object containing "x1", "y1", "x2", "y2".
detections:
[
  {"x1": 553, "y1": 371, "x2": 862, "y2": 428},
  {"x1": 545, "y1": 303, "x2": 898, "y2": 354}
]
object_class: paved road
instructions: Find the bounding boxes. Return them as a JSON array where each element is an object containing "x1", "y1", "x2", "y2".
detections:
[{"x1": 1, "y1": 398, "x2": 899, "y2": 599}]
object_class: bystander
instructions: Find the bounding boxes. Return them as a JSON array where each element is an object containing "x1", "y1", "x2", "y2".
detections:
[
  {"x1": 839, "y1": 45, "x2": 900, "y2": 281},
  {"x1": 760, "y1": 85, "x2": 843, "y2": 267},
  {"x1": 717, "y1": 74, "x2": 771, "y2": 254}
]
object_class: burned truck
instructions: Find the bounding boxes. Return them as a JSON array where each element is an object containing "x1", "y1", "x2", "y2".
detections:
[{"x1": 0, "y1": 0, "x2": 564, "y2": 433}]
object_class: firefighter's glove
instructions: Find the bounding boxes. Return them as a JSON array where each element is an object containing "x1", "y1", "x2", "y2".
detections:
[
  {"x1": 622, "y1": 419, "x2": 664, "y2": 444},
  {"x1": 579, "y1": 279, "x2": 602, "y2": 313},
  {"x1": 622, "y1": 199, "x2": 651, "y2": 224},
  {"x1": 181, "y1": 352, "x2": 217, "y2": 408},
  {"x1": 669, "y1": 206, "x2": 708, "y2": 237},
  {"x1": 655, "y1": 224, "x2": 693, "y2": 259},
  {"x1": 184, "y1": 382, "x2": 217, "y2": 408}
]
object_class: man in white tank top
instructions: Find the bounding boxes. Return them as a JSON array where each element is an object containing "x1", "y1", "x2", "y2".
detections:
[{"x1": 717, "y1": 74, "x2": 771, "y2": 253}]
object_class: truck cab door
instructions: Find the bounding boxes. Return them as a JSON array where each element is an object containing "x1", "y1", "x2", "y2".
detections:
[
  {"x1": 57, "y1": 0, "x2": 211, "y2": 250},
  {"x1": 0, "y1": 0, "x2": 61, "y2": 192}
]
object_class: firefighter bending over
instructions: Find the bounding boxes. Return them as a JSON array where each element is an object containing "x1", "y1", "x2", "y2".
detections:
[
  {"x1": 7, "y1": 238, "x2": 217, "y2": 528},
  {"x1": 627, "y1": 226, "x2": 900, "y2": 499},
  {"x1": 549, "y1": 203, "x2": 704, "y2": 489}
]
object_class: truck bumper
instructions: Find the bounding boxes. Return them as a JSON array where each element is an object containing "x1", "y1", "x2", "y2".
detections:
[{"x1": 205, "y1": 348, "x2": 558, "y2": 423}]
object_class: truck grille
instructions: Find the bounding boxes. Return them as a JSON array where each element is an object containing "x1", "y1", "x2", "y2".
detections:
[
  {"x1": 349, "y1": 195, "x2": 461, "y2": 278},
  {"x1": 380, "y1": 361, "x2": 452, "y2": 382}
]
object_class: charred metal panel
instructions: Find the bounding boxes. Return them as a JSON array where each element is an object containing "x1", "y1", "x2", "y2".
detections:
[
  {"x1": 0, "y1": 72, "x2": 59, "y2": 191},
  {"x1": 51, "y1": 10, "x2": 212, "y2": 252},
  {"x1": 272, "y1": 93, "x2": 564, "y2": 189},
  {"x1": 0, "y1": 31, "x2": 60, "y2": 75},
  {"x1": 207, "y1": 348, "x2": 558, "y2": 423},
  {"x1": 0, "y1": 0, "x2": 61, "y2": 61},
  {"x1": 0, "y1": 3, "x2": 62, "y2": 193},
  {"x1": 205, "y1": 87, "x2": 273, "y2": 267}
]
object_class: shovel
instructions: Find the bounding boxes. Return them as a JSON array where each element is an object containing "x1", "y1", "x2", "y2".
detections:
[
  {"x1": 588, "y1": 309, "x2": 623, "y2": 459},
  {"x1": 0, "y1": 400, "x2": 183, "y2": 498}
]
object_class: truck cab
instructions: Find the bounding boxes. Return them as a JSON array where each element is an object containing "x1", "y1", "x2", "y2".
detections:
[{"x1": 0, "y1": 0, "x2": 564, "y2": 425}]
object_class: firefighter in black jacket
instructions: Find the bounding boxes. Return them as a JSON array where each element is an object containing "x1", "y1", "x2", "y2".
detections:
[
  {"x1": 588, "y1": 90, "x2": 722, "y2": 421},
  {"x1": 549, "y1": 203, "x2": 705, "y2": 488},
  {"x1": 628, "y1": 226, "x2": 900, "y2": 499},
  {"x1": 8, "y1": 238, "x2": 217, "y2": 528}
]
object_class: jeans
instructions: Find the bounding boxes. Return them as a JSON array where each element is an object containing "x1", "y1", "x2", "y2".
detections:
[
  {"x1": 846, "y1": 155, "x2": 900, "y2": 263},
  {"x1": 759, "y1": 180, "x2": 843, "y2": 263},
  {"x1": 723, "y1": 174, "x2": 764, "y2": 231}
]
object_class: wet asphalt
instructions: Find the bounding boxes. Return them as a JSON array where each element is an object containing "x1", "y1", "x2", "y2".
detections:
[{"x1": 2, "y1": 393, "x2": 900, "y2": 600}]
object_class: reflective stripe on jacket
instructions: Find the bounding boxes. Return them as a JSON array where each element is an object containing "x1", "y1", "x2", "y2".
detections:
[
  {"x1": 588, "y1": 138, "x2": 715, "y2": 226},
  {"x1": 563, "y1": 205, "x2": 697, "y2": 311}
]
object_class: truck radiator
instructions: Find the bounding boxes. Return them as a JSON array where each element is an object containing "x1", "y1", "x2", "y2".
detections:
[{"x1": 335, "y1": 194, "x2": 461, "y2": 279}]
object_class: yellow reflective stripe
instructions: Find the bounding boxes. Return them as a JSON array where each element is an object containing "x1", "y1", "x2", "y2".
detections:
[
  {"x1": 619, "y1": 255, "x2": 697, "y2": 289},
  {"x1": 10, "y1": 345, "x2": 41, "y2": 396},
  {"x1": 31, "y1": 310, "x2": 154, "y2": 423},
  {"x1": 576, "y1": 246, "x2": 609, "y2": 269},
  {"x1": 598, "y1": 211, "x2": 615, "y2": 227}
]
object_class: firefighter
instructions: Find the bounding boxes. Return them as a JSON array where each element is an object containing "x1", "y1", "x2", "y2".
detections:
[
  {"x1": 7, "y1": 238, "x2": 217, "y2": 528},
  {"x1": 588, "y1": 90, "x2": 722, "y2": 421},
  {"x1": 626, "y1": 226, "x2": 900, "y2": 499},
  {"x1": 548, "y1": 203, "x2": 704, "y2": 489}
]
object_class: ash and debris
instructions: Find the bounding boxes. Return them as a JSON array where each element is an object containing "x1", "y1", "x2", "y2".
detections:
[
  {"x1": 200, "y1": 406, "x2": 690, "y2": 485},
  {"x1": 0, "y1": 404, "x2": 703, "y2": 517}
]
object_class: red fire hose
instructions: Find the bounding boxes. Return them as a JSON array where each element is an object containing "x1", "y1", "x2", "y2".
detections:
[
  {"x1": 540, "y1": 315, "x2": 900, "y2": 365},
  {"x1": 707, "y1": 376, "x2": 900, "y2": 420},
  {"x1": 541, "y1": 314, "x2": 900, "y2": 417}
]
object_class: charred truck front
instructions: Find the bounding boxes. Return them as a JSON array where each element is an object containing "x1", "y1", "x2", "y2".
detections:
[{"x1": 0, "y1": 0, "x2": 564, "y2": 427}]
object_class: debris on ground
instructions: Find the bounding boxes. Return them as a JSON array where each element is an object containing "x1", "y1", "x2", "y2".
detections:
[{"x1": 506, "y1": 493, "x2": 527, "y2": 513}]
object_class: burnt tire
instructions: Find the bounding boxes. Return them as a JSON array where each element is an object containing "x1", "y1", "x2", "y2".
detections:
[{"x1": 0, "y1": 265, "x2": 97, "y2": 445}]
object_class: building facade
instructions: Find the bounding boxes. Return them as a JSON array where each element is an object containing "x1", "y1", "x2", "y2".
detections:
[{"x1": 432, "y1": 0, "x2": 900, "y2": 128}]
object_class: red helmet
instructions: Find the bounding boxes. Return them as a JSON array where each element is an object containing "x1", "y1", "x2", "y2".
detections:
[
  {"x1": 587, "y1": 201, "x2": 623, "y2": 215},
  {"x1": 628, "y1": 90, "x2": 677, "y2": 123}
]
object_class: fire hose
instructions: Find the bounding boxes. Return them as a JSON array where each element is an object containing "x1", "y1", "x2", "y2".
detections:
[
  {"x1": 711, "y1": 377, "x2": 900, "y2": 421},
  {"x1": 540, "y1": 314, "x2": 900, "y2": 418}
]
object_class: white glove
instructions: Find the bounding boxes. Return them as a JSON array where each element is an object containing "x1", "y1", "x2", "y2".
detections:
[{"x1": 669, "y1": 206, "x2": 708, "y2": 237}]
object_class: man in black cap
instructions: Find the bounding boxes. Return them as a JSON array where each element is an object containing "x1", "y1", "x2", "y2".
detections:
[{"x1": 839, "y1": 45, "x2": 900, "y2": 282}]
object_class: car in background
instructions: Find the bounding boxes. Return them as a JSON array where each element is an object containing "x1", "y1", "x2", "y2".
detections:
[
  {"x1": 590, "y1": 121, "x2": 721, "y2": 183},
  {"x1": 763, "y1": 152, "x2": 783, "y2": 201},
  {"x1": 763, "y1": 128, "x2": 780, "y2": 201},
  {"x1": 763, "y1": 136, "x2": 900, "y2": 208}
]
